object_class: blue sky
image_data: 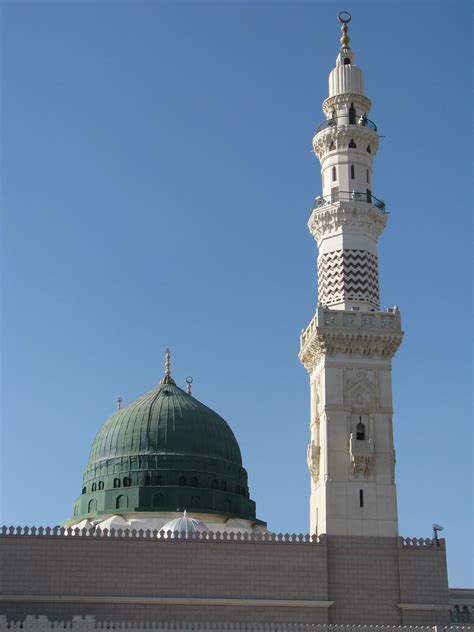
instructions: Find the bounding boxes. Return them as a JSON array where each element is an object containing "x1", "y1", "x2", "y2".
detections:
[{"x1": 1, "y1": 1, "x2": 472, "y2": 587}]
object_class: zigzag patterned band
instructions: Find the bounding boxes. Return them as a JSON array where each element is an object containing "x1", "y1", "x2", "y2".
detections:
[{"x1": 318, "y1": 249, "x2": 380, "y2": 308}]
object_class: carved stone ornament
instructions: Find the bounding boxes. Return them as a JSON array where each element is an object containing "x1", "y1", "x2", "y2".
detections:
[
  {"x1": 349, "y1": 434, "x2": 374, "y2": 477},
  {"x1": 351, "y1": 453, "x2": 374, "y2": 477},
  {"x1": 307, "y1": 441, "x2": 320, "y2": 483},
  {"x1": 322, "y1": 93, "x2": 372, "y2": 117},
  {"x1": 313, "y1": 125, "x2": 379, "y2": 160},
  {"x1": 299, "y1": 328, "x2": 403, "y2": 373},
  {"x1": 308, "y1": 204, "x2": 387, "y2": 245}
]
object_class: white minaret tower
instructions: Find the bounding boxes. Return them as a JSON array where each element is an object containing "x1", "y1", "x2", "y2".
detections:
[{"x1": 299, "y1": 12, "x2": 404, "y2": 537}]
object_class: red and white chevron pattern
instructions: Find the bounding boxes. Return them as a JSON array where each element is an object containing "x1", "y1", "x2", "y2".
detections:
[{"x1": 318, "y1": 249, "x2": 380, "y2": 308}]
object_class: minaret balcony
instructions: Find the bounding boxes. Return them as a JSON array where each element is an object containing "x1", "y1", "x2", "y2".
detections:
[
  {"x1": 312, "y1": 190, "x2": 386, "y2": 212},
  {"x1": 349, "y1": 433, "x2": 375, "y2": 476},
  {"x1": 315, "y1": 115, "x2": 377, "y2": 134},
  {"x1": 299, "y1": 306, "x2": 403, "y2": 372}
]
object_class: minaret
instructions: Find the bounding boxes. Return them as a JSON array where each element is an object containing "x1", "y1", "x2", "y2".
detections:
[{"x1": 299, "y1": 12, "x2": 404, "y2": 537}]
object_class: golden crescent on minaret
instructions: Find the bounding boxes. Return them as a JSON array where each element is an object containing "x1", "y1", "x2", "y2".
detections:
[{"x1": 338, "y1": 10, "x2": 352, "y2": 50}]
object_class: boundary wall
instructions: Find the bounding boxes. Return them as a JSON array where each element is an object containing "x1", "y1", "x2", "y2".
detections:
[
  {"x1": 0, "y1": 619, "x2": 472, "y2": 632},
  {"x1": 0, "y1": 529, "x2": 450, "y2": 626}
]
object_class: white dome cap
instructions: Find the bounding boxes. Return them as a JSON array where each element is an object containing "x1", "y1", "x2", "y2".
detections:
[{"x1": 161, "y1": 511, "x2": 210, "y2": 538}]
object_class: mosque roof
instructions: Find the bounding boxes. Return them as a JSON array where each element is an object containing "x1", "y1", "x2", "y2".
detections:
[
  {"x1": 71, "y1": 351, "x2": 262, "y2": 525},
  {"x1": 88, "y1": 381, "x2": 242, "y2": 467}
]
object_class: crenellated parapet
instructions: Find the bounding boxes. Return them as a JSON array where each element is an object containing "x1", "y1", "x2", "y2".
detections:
[
  {"x1": 0, "y1": 525, "x2": 322, "y2": 544},
  {"x1": 0, "y1": 619, "x2": 470, "y2": 632}
]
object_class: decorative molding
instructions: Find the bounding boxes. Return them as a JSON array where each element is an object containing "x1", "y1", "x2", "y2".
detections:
[
  {"x1": 307, "y1": 441, "x2": 321, "y2": 483},
  {"x1": 397, "y1": 603, "x2": 450, "y2": 611},
  {"x1": 313, "y1": 125, "x2": 379, "y2": 159},
  {"x1": 308, "y1": 204, "x2": 387, "y2": 245},
  {"x1": 322, "y1": 93, "x2": 372, "y2": 116},
  {"x1": 0, "y1": 595, "x2": 333, "y2": 609},
  {"x1": 300, "y1": 329, "x2": 403, "y2": 372},
  {"x1": 300, "y1": 308, "x2": 403, "y2": 373}
]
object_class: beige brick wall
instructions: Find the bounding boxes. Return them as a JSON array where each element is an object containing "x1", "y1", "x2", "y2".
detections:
[
  {"x1": 0, "y1": 534, "x2": 329, "y2": 622},
  {"x1": 0, "y1": 533, "x2": 451, "y2": 625},
  {"x1": 398, "y1": 539, "x2": 450, "y2": 625},
  {"x1": 326, "y1": 536, "x2": 402, "y2": 624}
]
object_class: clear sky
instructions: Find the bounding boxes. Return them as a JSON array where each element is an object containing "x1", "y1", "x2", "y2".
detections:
[{"x1": 1, "y1": 0, "x2": 472, "y2": 587}]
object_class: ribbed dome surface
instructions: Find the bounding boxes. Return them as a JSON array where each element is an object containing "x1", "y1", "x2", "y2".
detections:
[
  {"x1": 162, "y1": 512, "x2": 210, "y2": 538},
  {"x1": 88, "y1": 383, "x2": 242, "y2": 466},
  {"x1": 71, "y1": 380, "x2": 261, "y2": 524}
]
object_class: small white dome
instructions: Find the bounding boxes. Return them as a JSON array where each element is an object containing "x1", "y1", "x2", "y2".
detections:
[{"x1": 161, "y1": 511, "x2": 209, "y2": 538}]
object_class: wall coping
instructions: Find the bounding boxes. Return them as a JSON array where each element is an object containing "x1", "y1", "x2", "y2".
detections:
[
  {"x1": 0, "y1": 617, "x2": 471, "y2": 632},
  {"x1": 0, "y1": 526, "x2": 441, "y2": 547}
]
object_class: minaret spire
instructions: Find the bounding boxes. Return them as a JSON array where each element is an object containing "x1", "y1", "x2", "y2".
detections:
[
  {"x1": 160, "y1": 348, "x2": 176, "y2": 385},
  {"x1": 299, "y1": 13, "x2": 403, "y2": 538}
]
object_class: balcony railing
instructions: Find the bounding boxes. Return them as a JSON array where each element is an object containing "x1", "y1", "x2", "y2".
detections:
[
  {"x1": 312, "y1": 191, "x2": 386, "y2": 212},
  {"x1": 315, "y1": 115, "x2": 377, "y2": 134}
]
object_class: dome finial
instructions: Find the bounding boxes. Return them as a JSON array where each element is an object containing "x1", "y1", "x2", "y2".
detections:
[
  {"x1": 186, "y1": 376, "x2": 193, "y2": 395},
  {"x1": 117, "y1": 396, "x2": 123, "y2": 411},
  {"x1": 160, "y1": 348, "x2": 176, "y2": 385},
  {"x1": 338, "y1": 11, "x2": 351, "y2": 51}
]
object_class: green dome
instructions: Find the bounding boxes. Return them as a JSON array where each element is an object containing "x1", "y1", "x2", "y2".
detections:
[{"x1": 71, "y1": 380, "x2": 260, "y2": 523}]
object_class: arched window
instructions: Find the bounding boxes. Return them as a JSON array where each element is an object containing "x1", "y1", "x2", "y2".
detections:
[
  {"x1": 144, "y1": 475, "x2": 151, "y2": 486},
  {"x1": 211, "y1": 479, "x2": 218, "y2": 489},
  {"x1": 461, "y1": 606, "x2": 471, "y2": 623},
  {"x1": 367, "y1": 168, "x2": 370, "y2": 184},
  {"x1": 113, "y1": 478, "x2": 121, "y2": 489},
  {"x1": 452, "y1": 606, "x2": 461, "y2": 623},
  {"x1": 82, "y1": 486, "x2": 87, "y2": 494},
  {"x1": 241, "y1": 487, "x2": 246, "y2": 496},
  {"x1": 191, "y1": 477, "x2": 198, "y2": 487},
  {"x1": 122, "y1": 476, "x2": 131, "y2": 488},
  {"x1": 356, "y1": 417, "x2": 366, "y2": 440},
  {"x1": 235, "y1": 485, "x2": 240, "y2": 494},
  {"x1": 88, "y1": 498, "x2": 97, "y2": 513},
  {"x1": 225, "y1": 499, "x2": 232, "y2": 512},
  {"x1": 91, "y1": 483, "x2": 97, "y2": 492},
  {"x1": 98, "y1": 481, "x2": 104, "y2": 490},
  {"x1": 329, "y1": 141, "x2": 335, "y2": 151},
  {"x1": 349, "y1": 103, "x2": 356, "y2": 125},
  {"x1": 152, "y1": 493, "x2": 164, "y2": 507},
  {"x1": 349, "y1": 139, "x2": 357, "y2": 148},
  {"x1": 179, "y1": 475, "x2": 186, "y2": 486},
  {"x1": 350, "y1": 165, "x2": 355, "y2": 179},
  {"x1": 116, "y1": 494, "x2": 128, "y2": 509},
  {"x1": 156, "y1": 475, "x2": 163, "y2": 485},
  {"x1": 359, "y1": 490, "x2": 364, "y2": 507},
  {"x1": 221, "y1": 480, "x2": 227, "y2": 491},
  {"x1": 332, "y1": 166, "x2": 337, "y2": 181},
  {"x1": 344, "y1": 57, "x2": 351, "y2": 65},
  {"x1": 366, "y1": 144, "x2": 371, "y2": 154}
]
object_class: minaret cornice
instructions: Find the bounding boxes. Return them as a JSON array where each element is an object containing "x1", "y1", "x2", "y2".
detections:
[
  {"x1": 323, "y1": 93, "x2": 371, "y2": 116},
  {"x1": 308, "y1": 202, "x2": 387, "y2": 245},
  {"x1": 299, "y1": 307, "x2": 403, "y2": 373},
  {"x1": 313, "y1": 125, "x2": 379, "y2": 160}
]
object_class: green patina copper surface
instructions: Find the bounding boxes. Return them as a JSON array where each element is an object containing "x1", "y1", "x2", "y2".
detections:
[{"x1": 71, "y1": 383, "x2": 261, "y2": 523}]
